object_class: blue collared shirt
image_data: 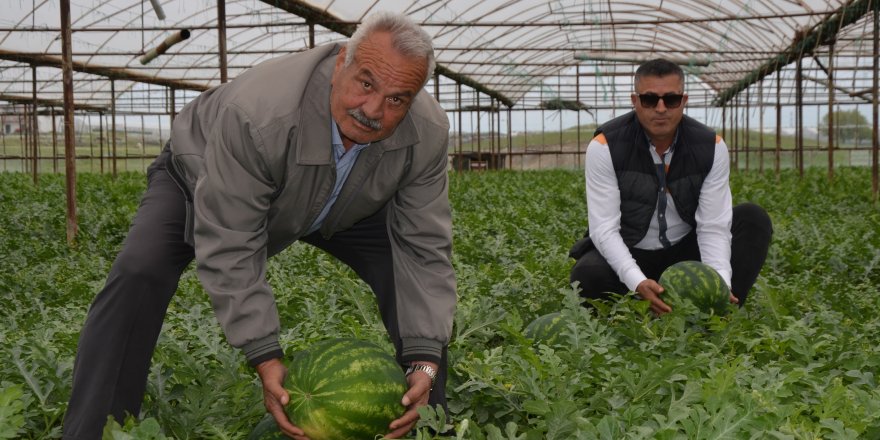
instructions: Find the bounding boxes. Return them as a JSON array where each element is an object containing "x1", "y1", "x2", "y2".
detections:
[{"x1": 305, "y1": 121, "x2": 370, "y2": 235}]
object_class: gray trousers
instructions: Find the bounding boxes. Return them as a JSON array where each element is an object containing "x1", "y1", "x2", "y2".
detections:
[{"x1": 62, "y1": 148, "x2": 449, "y2": 439}]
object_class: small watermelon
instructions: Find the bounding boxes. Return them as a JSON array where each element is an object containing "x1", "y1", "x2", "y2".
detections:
[
  {"x1": 524, "y1": 312, "x2": 566, "y2": 346},
  {"x1": 285, "y1": 338, "x2": 407, "y2": 440},
  {"x1": 659, "y1": 260, "x2": 731, "y2": 315},
  {"x1": 246, "y1": 414, "x2": 285, "y2": 440}
]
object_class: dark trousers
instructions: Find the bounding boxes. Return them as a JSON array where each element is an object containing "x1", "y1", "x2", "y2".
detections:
[
  {"x1": 569, "y1": 203, "x2": 773, "y2": 306},
  {"x1": 62, "y1": 149, "x2": 449, "y2": 439}
]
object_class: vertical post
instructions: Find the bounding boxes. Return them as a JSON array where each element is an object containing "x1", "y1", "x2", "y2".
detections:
[
  {"x1": 759, "y1": 80, "x2": 764, "y2": 173},
  {"x1": 456, "y1": 82, "x2": 462, "y2": 173},
  {"x1": 576, "y1": 64, "x2": 582, "y2": 168},
  {"x1": 507, "y1": 107, "x2": 512, "y2": 169},
  {"x1": 60, "y1": 0, "x2": 78, "y2": 243},
  {"x1": 557, "y1": 74, "x2": 562, "y2": 168},
  {"x1": 733, "y1": 95, "x2": 739, "y2": 171},
  {"x1": 745, "y1": 87, "x2": 751, "y2": 171},
  {"x1": 722, "y1": 105, "x2": 727, "y2": 147},
  {"x1": 123, "y1": 116, "x2": 130, "y2": 173},
  {"x1": 796, "y1": 57, "x2": 804, "y2": 177},
  {"x1": 309, "y1": 22, "x2": 315, "y2": 48},
  {"x1": 828, "y1": 41, "x2": 835, "y2": 180},
  {"x1": 87, "y1": 113, "x2": 94, "y2": 172},
  {"x1": 99, "y1": 111, "x2": 104, "y2": 173},
  {"x1": 873, "y1": 0, "x2": 879, "y2": 202},
  {"x1": 141, "y1": 114, "x2": 147, "y2": 171},
  {"x1": 51, "y1": 106, "x2": 58, "y2": 173},
  {"x1": 18, "y1": 106, "x2": 26, "y2": 172},
  {"x1": 539, "y1": 88, "x2": 544, "y2": 169},
  {"x1": 31, "y1": 65, "x2": 39, "y2": 183},
  {"x1": 111, "y1": 79, "x2": 118, "y2": 178},
  {"x1": 169, "y1": 87, "x2": 177, "y2": 128},
  {"x1": 217, "y1": 0, "x2": 228, "y2": 83},
  {"x1": 476, "y1": 92, "x2": 481, "y2": 168},
  {"x1": 776, "y1": 73, "x2": 782, "y2": 175},
  {"x1": 523, "y1": 105, "x2": 528, "y2": 170},
  {"x1": 489, "y1": 97, "x2": 494, "y2": 167},
  {"x1": 496, "y1": 100, "x2": 502, "y2": 168},
  {"x1": 157, "y1": 114, "x2": 163, "y2": 150}
]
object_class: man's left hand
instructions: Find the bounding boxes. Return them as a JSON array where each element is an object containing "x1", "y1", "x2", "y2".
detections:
[
  {"x1": 729, "y1": 293, "x2": 739, "y2": 304},
  {"x1": 385, "y1": 361, "x2": 437, "y2": 438}
]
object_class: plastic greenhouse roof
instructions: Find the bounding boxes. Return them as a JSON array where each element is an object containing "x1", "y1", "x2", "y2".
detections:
[{"x1": 1, "y1": 0, "x2": 877, "y2": 114}]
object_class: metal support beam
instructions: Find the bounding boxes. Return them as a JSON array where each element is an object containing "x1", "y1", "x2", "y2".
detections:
[
  {"x1": 0, "y1": 49, "x2": 209, "y2": 92},
  {"x1": 111, "y1": 79, "x2": 117, "y2": 178},
  {"x1": 60, "y1": 0, "x2": 78, "y2": 243},
  {"x1": 713, "y1": 0, "x2": 873, "y2": 107},
  {"x1": 874, "y1": 0, "x2": 879, "y2": 203},
  {"x1": 31, "y1": 65, "x2": 39, "y2": 184},
  {"x1": 217, "y1": 0, "x2": 228, "y2": 83},
  {"x1": 796, "y1": 59, "x2": 804, "y2": 176},
  {"x1": 828, "y1": 41, "x2": 835, "y2": 180},
  {"x1": 776, "y1": 73, "x2": 782, "y2": 175},
  {"x1": 257, "y1": 0, "x2": 514, "y2": 107}
]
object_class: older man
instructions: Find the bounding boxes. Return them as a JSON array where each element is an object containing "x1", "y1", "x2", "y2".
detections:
[
  {"x1": 569, "y1": 58, "x2": 772, "y2": 315},
  {"x1": 64, "y1": 12, "x2": 455, "y2": 439}
]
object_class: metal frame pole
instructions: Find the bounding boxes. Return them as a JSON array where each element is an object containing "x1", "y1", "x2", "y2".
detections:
[
  {"x1": 776, "y1": 73, "x2": 782, "y2": 175},
  {"x1": 60, "y1": 0, "x2": 78, "y2": 242},
  {"x1": 796, "y1": 58, "x2": 804, "y2": 176},
  {"x1": 873, "y1": 0, "x2": 879, "y2": 202},
  {"x1": 111, "y1": 79, "x2": 118, "y2": 177},
  {"x1": 31, "y1": 65, "x2": 39, "y2": 183},
  {"x1": 828, "y1": 40, "x2": 835, "y2": 180},
  {"x1": 217, "y1": 0, "x2": 228, "y2": 83}
]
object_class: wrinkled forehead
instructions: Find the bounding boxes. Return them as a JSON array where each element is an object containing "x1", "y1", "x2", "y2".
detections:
[{"x1": 352, "y1": 34, "x2": 428, "y2": 93}]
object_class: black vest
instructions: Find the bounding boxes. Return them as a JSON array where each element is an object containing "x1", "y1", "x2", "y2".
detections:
[{"x1": 596, "y1": 111, "x2": 717, "y2": 246}]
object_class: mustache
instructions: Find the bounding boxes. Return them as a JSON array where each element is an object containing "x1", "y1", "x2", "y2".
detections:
[{"x1": 348, "y1": 109, "x2": 382, "y2": 131}]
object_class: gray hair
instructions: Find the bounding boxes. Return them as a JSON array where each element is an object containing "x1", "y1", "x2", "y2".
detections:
[{"x1": 344, "y1": 11, "x2": 436, "y2": 86}]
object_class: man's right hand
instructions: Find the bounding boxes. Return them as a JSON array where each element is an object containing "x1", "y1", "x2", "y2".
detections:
[
  {"x1": 255, "y1": 358, "x2": 309, "y2": 439},
  {"x1": 635, "y1": 279, "x2": 672, "y2": 316}
]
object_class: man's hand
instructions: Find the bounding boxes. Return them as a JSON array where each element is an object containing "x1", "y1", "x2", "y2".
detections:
[
  {"x1": 255, "y1": 358, "x2": 309, "y2": 439},
  {"x1": 729, "y1": 292, "x2": 739, "y2": 304},
  {"x1": 636, "y1": 279, "x2": 672, "y2": 315},
  {"x1": 385, "y1": 361, "x2": 437, "y2": 438}
]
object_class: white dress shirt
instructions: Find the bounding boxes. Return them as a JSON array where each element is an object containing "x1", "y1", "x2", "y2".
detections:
[{"x1": 584, "y1": 132, "x2": 733, "y2": 292}]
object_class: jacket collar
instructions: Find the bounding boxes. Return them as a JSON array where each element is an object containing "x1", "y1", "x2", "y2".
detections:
[{"x1": 295, "y1": 44, "x2": 420, "y2": 166}]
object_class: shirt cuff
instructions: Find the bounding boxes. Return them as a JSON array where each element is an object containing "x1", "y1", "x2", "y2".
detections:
[
  {"x1": 400, "y1": 337, "x2": 443, "y2": 365},
  {"x1": 242, "y1": 334, "x2": 283, "y2": 367},
  {"x1": 622, "y1": 266, "x2": 648, "y2": 292}
]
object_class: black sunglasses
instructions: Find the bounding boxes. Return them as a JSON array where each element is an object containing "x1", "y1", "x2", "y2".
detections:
[{"x1": 636, "y1": 93, "x2": 684, "y2": 109}]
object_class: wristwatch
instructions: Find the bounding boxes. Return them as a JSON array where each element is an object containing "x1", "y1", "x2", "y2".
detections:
[{"x1": 405, "y1": 363, "x2": 437, "y2": 389}]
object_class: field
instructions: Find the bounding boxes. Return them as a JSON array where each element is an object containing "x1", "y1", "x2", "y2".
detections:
[{"x1": 1, "y1": 167, "x2": 879, "y2": 439}]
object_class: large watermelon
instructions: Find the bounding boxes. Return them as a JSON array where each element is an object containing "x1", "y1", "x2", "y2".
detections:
[
  {"x1": 524, "y1": 312, "x2": 567, "y2": 346},
  {"x1": 249, "y1": 338, "x2": 407, "y2": 440},
  {"x1": 659, "y1": 260, "x2": 731, "y2": 315}
]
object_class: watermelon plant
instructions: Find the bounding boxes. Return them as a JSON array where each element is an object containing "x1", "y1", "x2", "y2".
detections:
[
  {"x1": 3, "y1": 167, "x2": 880, "y2": 438},
  {"x1": 659, "y1": 260, "x2": 731, "y2": 316}
]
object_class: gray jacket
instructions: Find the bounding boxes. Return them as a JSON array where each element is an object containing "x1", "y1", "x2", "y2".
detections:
[{"x1": 168, "y1": 43, "x2": 456, "y2": 363}]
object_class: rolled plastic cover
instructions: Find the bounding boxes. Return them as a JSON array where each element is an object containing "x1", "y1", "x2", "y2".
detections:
[{"x1": 140, "y1": 29, "x2": 191, "y2": 65}]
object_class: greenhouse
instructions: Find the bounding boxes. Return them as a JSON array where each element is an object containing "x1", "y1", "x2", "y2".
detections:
[{"x1": 2, "y1": 1, "x2": 879, "y2": 438}]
